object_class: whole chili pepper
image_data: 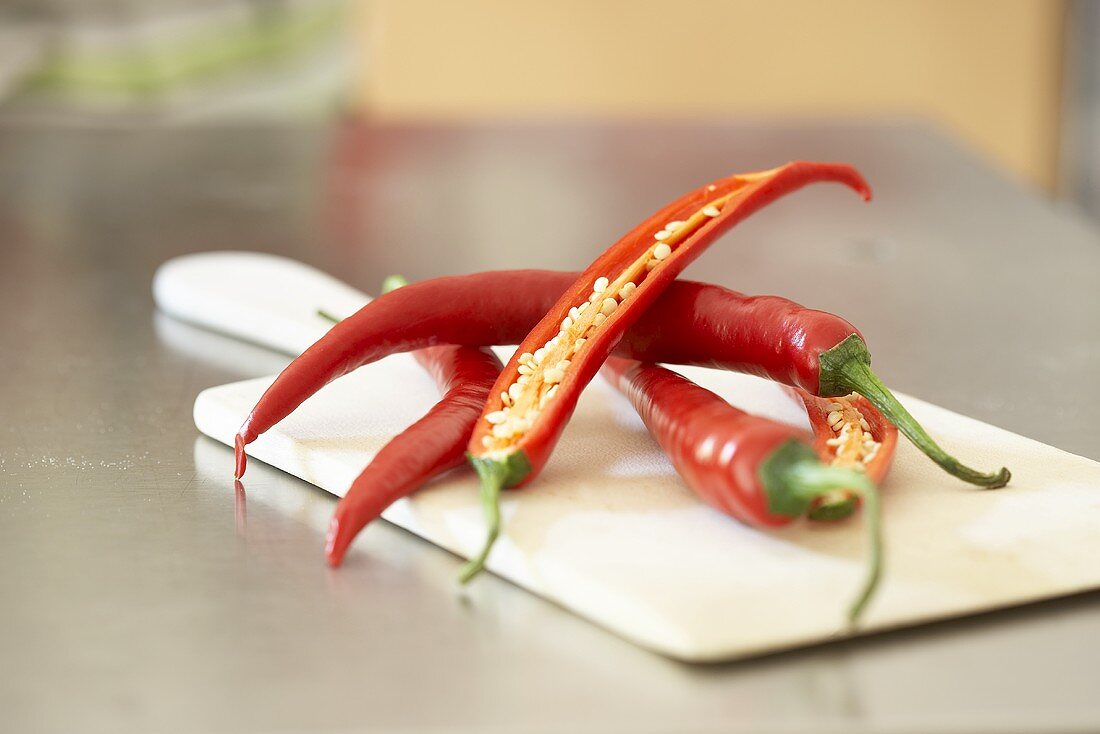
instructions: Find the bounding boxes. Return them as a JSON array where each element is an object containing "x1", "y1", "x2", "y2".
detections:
[
  {"x1": 320, "y1": 278, "x2": 504, "y2": 567},
  {"x1": 234, "y1": 270, "x2": 1006, "y2": 490},
  {"x1": 461, "y1": 162, "x2": 872, "y2": 580},
  {"x1": 602, "y1": 356, "x2": 883, "y2": 623}
]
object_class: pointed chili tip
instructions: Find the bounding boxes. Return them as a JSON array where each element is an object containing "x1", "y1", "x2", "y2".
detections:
[
  {"x1": 844, "y1": 168, "x2": 872, "y2": 202},
  {"x1": 233, "y1": 433, "x2": 248, "y2": 479},
  {"x1": 325, "y1": 516, "x2": 348, "y2": 568}
]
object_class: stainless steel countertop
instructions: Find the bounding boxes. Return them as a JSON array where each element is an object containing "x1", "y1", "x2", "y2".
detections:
[{"x1": 3, "y1": 120, "x2": 1100, "y2": 734}]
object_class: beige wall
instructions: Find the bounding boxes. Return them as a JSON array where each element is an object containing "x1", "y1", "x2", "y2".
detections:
[{"x1": 358, "y1": 0, "x2": 1064, "y2": 189}]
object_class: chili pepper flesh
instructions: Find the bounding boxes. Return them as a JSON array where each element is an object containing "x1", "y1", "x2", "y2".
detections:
[
  {"x1": 604, "y1": 357, "x2": 883, "y2": 623},
  {"x1": 791, "y1": 389, "x2": 899, "y2": 521},
  {"x1": 460, "y1": 162, "x2": 873, "y2": 582}
]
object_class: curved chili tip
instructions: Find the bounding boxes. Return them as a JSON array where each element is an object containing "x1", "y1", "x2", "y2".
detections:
[{"x1": 807, "y1": 161, "x2": 872, "y2": 202}]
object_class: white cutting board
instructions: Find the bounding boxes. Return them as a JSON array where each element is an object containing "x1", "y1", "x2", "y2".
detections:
[{"x1": 162, "y1": 253, "x2": 1100, "y2": 662}]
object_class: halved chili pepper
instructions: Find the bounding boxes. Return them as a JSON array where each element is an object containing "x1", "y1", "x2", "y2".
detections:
[
  {"x1": 789, "y1": 389, "x2": 898, "y2": 521},
  {"x1": 461, "y1": 162, "x2": 872, "y2": 580},
  {"x1": 319, "y1": 279, "x2": 504, "y2": 567},
  {"x1": 234, "y1": 269, "x2": 1007, "y2": 491},
  {"x1": 602, "y1": 356, "x2": 883, "y2": 623}
]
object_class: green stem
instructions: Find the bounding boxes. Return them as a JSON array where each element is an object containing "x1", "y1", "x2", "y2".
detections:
[
  {"x1": 317, "y1": 309, "x2": 341, "y2": 324},
  {"x1": 761, "y1": 440, "x2": 883, "y2": 623},
  {"x1": 783, "y1": 459, "x2": 883, "y2": 625},
  {"x1": 381, "y1": 274, "x2": 409, "y2": 294},
  {"x1": 819, "y1": 335, "x2": 1010, "y2": 489},
  {"x1": 459, "y1": 459, "x2": 506, "y2": 583}
]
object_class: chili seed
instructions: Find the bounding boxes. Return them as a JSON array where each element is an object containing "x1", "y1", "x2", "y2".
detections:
[
  {"x1": 600, "y1": 297, "x2": 618, "y2": 315},
  {"x1": 593, "y1": 276, "x2": 610, "y2": 293},
  {"x1": 618, "y1": 282, "x2": 636, "y2": 299},
  {"x1": 592, "y1": 313, "x2": 606, "y2": 327},
  {"x1": 544, "y1": 368, "x2": 564, "y2": 384},
  {"x1": 653, "y1": 243, "x2": 672, "y2": 260},
  {"x1": 703, "y1": 205, "x2": 721, "y2": 217},
  {"x1": 654, "y1": 230, "x2": 670, "y2": 241},
  {"x1": 485, "y1": 410, "x2": 507, "y2": 424}
]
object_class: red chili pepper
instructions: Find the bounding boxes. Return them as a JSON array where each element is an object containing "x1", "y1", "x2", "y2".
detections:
[
  {"x1": 235, "y1": 269, "x2": 1006, "y2": 490},
  {"x1": 320, "y1": 278, "x2": 504, "y2": 567},
  {"x1": 602, "y1": 357, "x2": 883, "y2": 623},
  {"x1": 324, "y1": 343, "x2": 502, "y2": 566},
  {"x1": 461, "y1": 162, "x2": 871, "y2": 580}
]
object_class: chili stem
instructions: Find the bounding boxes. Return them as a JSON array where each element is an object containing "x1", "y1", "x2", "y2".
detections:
[
  {"x1": 783, "y1": 460, "x2": 883, "y2": 624},
  {"x1": 459, "y1": 459, "x2": 506, "y2": 583},
  {"x1": 319, "y1": 275, "x2": 408, "y2": 324},
  {"x1": 381, "y1": 274, "x2": 409, "y2": 294},
  {"x1": 820, "y1": 335, "x2": 1010, "y2": 489}
]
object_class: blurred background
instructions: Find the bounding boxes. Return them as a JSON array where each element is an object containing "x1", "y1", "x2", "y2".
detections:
[{"x1": 1, "y1": 0, "x2": 1098, "y2": 217}]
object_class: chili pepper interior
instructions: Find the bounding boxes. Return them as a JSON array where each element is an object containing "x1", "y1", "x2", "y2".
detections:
[{"x1": 477, "y1": 182, "x2": 753, "y2": 457}]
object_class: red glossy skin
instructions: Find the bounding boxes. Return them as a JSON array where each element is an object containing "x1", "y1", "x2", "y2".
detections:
[
  {"x1": 233, "y1": 270, "x2": 864, "y2": 476},
  {"x1": 793, "y1": 388, "x2": 898, "y2": 484},
  {"x1": 324, "y1": 344, "x2": 502, "y2": 567},
  {"x1": 467, "y1": 162, "x2": 871, "y2": 487},
  {"x1": 602, "y1": 357, "x2": 803, "y2": 527},
  {"x1": 620, "y1": 282, "x2": 858, "y2": 395}
]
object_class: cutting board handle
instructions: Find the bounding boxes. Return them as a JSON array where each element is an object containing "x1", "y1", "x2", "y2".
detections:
[{"x1": 153, "y1": 251, "x2": 371, "y2": 356}]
